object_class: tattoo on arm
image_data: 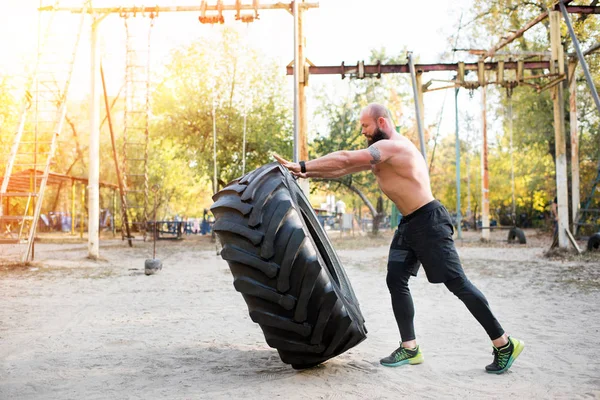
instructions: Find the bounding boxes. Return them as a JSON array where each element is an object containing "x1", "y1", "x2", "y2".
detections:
[{"x1": 368, "y1": 145, "x2": 382, "y2": 165}]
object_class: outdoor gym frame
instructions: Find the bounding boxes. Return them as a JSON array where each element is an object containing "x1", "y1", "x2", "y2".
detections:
[
  {"x1": 286, "y1": 0, "x2": 600, "y2": 249},
  {"x1": 39, "y1": 0, "x2": 319, "y2": 259},
  {"x1": 38, "y1": 1, "x2": 600, "y2": 253}
]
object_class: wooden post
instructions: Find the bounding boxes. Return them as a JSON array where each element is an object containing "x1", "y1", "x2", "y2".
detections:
[
  {"x1": 416, "y1": 71, "x2": 425, "y2": 147},
  {"x1": 298, "y1": 4, "x2": 308, "y2": 164},
  {"x1": 295, "y1": 1, "x2": 309, "y2": 195},
  {"x1": 568, "y1": 60, "x2": 580, "y2": 232},
  {"x1": 408, "y1": 51, "x2": 426, "y2": 159},
  {"x1": 481, "y1": 85, "x2": 490, "y2": 240},
  {"x1": 550, "y1": 11, "x2": 569, "y2": 249}
]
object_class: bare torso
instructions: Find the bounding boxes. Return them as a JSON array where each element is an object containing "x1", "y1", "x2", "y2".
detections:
[{"x1": 371, "y1": 135, "x2": 435, "y2": 216}]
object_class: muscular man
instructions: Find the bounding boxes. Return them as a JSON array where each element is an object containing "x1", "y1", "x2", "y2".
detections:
[{"x1": 274, "y1": 103, "x2": 524, "y2": 374}]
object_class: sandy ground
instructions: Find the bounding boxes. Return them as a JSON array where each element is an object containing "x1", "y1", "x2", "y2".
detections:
[{"x1": 1, "y1": 229, "x2": 599, "y2": 399}]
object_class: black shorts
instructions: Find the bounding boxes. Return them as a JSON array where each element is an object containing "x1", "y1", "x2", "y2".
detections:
[{"x1": 387, "y1": 200, "x2": 464, "y2": 283}]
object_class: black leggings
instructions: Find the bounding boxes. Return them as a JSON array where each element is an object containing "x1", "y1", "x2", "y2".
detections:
[{"x1": 386, "y1": 271, "x2": 505, "y2": 342}]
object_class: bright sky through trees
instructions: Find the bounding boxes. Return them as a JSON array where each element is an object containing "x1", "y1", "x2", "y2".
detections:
[{"x1": 1, "y1": 0, "x2": 475, "y2": 139}]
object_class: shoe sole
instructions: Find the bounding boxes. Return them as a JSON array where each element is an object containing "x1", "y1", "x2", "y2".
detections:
[
  {"x1": 380, "y1": 354, "x2": 424, "y2": 367},
  {"x1": 486, "y1": 339, "x2": 525, "y2": 374}
]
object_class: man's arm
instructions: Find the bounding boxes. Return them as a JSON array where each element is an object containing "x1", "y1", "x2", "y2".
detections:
[{"x1": 274, "y1": 141, "x2": 394, "y2": 179}]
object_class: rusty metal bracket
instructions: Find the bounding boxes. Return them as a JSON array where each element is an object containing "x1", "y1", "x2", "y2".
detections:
[{"x1": 538, "y1": 73, "x2": 567, "y2": 93}]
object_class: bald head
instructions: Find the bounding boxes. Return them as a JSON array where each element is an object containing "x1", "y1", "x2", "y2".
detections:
[
  {"x1": 359, "y1": 103, "x2": 396, "y2": 145},
  {"x1": 361, "y1": 103, "x2": 393, "y2": 122}
]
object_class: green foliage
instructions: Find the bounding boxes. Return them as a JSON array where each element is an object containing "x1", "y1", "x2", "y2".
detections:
[
  {"x1": 453, "y1": 0, "x2": 600, "y2": 219},
  {"x1": 152, "y1": 28, "x2": 292, "y2": 195}
]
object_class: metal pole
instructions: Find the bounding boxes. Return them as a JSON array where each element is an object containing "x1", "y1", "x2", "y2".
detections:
[
  {"x1": 296, "y1": 1, "x2": 310, "y2": 195},
  {"x1": 151, "y1": 186, "x2": 158, "y2": 259},
  {"x1": 80, "y1": 184, "x2": 85, "y2": 239},
  {"x1": 88, "y1": 17, "x2": 100, "y2": 258},
  {"x1": 292, "y1": 0, "x2": 300, "y2": 163},
  {"x1": 213, "y1": 99, "x2": 218, "y2": 194},
  {"x1": 481, "y1": 85, "x2": 490, "y2": 240},
  {"x1": 242, "y1": 93, "x2": 247, "y2": 175},
  {"x1": 568, "y1": 60, "x2": 580, "y2": 232},
  {"x1": 408, "y1": 52, "x2": 426, "y2": 159},
  {"x1": 292, "y1": 0, "x2": 300, "y2": 162},
  {"x1": 466, "y1": 154, "x2": 472, "y2": 222},
  {"x1": 454, "y1": 87, "x2": 462, "y2": 239},
  {"x1": 559, "y1": 1, "x2": 600, "y2": 115},
  {"x1": 508, "y1": 95, "x2": 517, "y2": 225},
  {"x1": 112, "y1": 189, "x2": 116, "y2": 237},
  {"x1": 71, "y1": 181, "x2": 75, "y2": 235}
]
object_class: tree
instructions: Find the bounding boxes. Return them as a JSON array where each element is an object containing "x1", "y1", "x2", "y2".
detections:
[
  {"x1": 456, "y1": 0, "x2": 600, "y2": 219},
  {"x1": 151, "y1": 27, "x2": 293, "y2": 203}
]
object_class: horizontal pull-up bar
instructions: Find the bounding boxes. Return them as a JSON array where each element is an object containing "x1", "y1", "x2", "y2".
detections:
[
  {"x1": 39, "y1": 2, "x2": 319, "y2": 14},
  {"x1": 285, "y1": 60, "x2": 551, "y2": 76},
  {"x1": 565, "y1": 5, "x2": 600, "y2": 14}
]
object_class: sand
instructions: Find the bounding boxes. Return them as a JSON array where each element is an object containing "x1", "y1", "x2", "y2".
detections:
[{"x1": 1, "y1": 229, "x2": 599, "y2": 399}]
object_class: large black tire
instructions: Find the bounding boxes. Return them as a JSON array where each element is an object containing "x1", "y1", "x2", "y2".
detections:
[
  {"x1": 210, "y1": 163, "x2": 367, "y2": 369},
  {"x1": 507, "y1": 227, "x2": 526, "y2": 244},
  {"x1": 588, "y1": 233, "x2": 600, "y2": 251}
]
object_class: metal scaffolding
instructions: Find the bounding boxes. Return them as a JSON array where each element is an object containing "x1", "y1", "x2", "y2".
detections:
[
  {"x1": 0, "y1": 1, "x2": 89, "y2": 261},
  {"x1": 285, "y1": 0, "x2": 600, "y2": 249},
  {"x1": 37, "y1": 1, "x2": 319, "y2": 258}
]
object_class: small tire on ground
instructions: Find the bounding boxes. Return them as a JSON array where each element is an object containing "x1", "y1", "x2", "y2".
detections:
[
  {"x1": 210, "y1": 163, "x2": 367, "y2": 369},
  {"x1": 507, "y1": 227, "x2": 526, "y2": 244},
  {"x1": 587, "y1": 233, "x2": 600, "y2": 251},
  {"x1": 145, "y1": 258, "x2": 163, "y2": 275}
]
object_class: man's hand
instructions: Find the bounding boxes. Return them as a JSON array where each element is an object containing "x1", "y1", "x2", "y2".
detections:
[{"x1": 273, "y1": 153, "x2": 307, "y2": 179}]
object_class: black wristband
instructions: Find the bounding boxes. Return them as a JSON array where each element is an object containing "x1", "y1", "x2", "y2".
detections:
[{"x1": 299, "y1": 161, "x2": 306, "y2": 174}]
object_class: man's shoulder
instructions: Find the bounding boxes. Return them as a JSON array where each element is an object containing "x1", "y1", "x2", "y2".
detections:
[{"x1": 371, "y1": 138, "x2": 409, "y2": 153}]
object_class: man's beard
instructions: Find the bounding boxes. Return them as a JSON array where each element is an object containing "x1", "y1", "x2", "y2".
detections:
[{"x1": 367, "y1": 127, "x2": 388, "y2": 146}]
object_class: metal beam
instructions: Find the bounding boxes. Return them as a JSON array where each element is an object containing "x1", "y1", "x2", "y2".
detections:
[
  {"x1": 286, "y1": 61, "x2": 551, "y2": 76},
  {"x1": 565, "y1": 5, "x2": 600, "y2": 14},
  {"x1": 583, "y1": 41, "x2": 600, "y2": 56},
  {"x1": 483, "y1": 0, "x2": 574, "y2": 59},
  {"x1": 39, "y1": 2, "x2": 319, "y2": 13}
]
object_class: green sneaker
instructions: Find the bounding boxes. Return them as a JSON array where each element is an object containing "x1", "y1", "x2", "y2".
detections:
[
  {"x1": 380, "y1": 344, "x2": 424, "y2": 367},
  {"x1": 485, "y1": 337, "x2": 525, "y2": 374}
]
